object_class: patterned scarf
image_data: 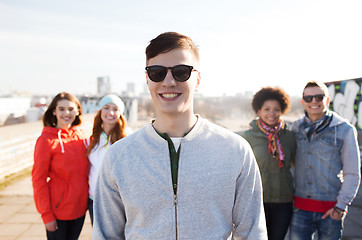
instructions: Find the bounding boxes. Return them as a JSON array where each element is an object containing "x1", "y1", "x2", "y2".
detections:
[
  {"x1": 302, "y1": 110, "x2": 333, "y2": 141},
  {"x1": 256, "y1": 118, "x2": 285, "y2": 168}
]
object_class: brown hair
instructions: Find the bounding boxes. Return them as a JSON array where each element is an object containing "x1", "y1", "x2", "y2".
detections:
[
  {"x1": 303, "y1": 81, "x2": 329, "y2": 97},
  {"x1": 145, "y1": 32, "x2": 199, "y2": 63},
  {"x1": 43, "y1": 92, "x2": 82, "y2": 127},
  {"x1": 86, "y1": 110, "x2": 127, "y2": 156},
  {"x1": 252, "y1": 87, "x2": 291, "y2": 114}
]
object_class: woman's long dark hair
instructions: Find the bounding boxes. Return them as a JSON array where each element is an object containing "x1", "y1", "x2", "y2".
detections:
[
  {"x1": 86, "y1": 110, "x2": 127, "y2": 156},
  {"x1": 43, "y1": 92, "x2": 82, "y2": 127}
]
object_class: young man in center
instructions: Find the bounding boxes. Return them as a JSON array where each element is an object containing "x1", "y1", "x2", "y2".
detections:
[{"x1": 92, "y1": 32, "x2": 267, "y2": 239}]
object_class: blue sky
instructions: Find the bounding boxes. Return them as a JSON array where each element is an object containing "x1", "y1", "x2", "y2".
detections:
[{"x1": 1, "y1": 0, "x2": 362, "y2": 97}]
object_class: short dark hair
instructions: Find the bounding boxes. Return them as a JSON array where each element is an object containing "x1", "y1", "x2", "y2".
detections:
[
  {"x1": 43, "y1": 92, "x2": 83, "y2": 127},
  {"x1": 251, "y1": 87, "x2": 291, "y2": 114},
  {"x1": 303, "y1": 81, "x2": 329, "y2": 97},
  {"x1": 145, "y1": 32, "x2": 199, "y2": 64}
]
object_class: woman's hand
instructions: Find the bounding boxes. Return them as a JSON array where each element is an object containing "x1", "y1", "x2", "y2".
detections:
[{"x1": 45, "y1": 220, "x2": 58, "y2": 232}]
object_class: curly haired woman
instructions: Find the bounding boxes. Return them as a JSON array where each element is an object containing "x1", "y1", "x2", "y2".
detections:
[{"x1": 240, "y1": 87, "x2": 296, "y2": 240}]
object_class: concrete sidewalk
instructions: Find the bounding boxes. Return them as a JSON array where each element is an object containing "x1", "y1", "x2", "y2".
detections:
[
  {"x1": 1, "y1": 174, "x2": 361, "y2": 239},
  {"x1": 0, "y1": 175, "x2": 92, "y2": 240}
]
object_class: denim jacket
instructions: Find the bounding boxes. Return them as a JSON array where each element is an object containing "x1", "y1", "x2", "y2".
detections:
[{"x1": 292, "y1": 111, "x2": 361, "y2": 210}]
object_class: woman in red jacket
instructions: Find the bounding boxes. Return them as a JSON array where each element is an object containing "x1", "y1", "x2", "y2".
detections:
[{"x1": 32, "y1": 92, "x2": 89, "y2": 240}]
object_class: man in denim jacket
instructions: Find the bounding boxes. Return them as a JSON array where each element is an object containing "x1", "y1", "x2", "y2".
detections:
[{"x1": 290, "y1": 81, "x2": 361, "y2": 239}]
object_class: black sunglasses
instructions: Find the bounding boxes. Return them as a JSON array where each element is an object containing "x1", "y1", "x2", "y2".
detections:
[
  {"x1": 145, "y1": 64, "x2": 197, "y2": 82},
  {"x1": 303, "y1": 94, "x2": 325, "y2": 103}
]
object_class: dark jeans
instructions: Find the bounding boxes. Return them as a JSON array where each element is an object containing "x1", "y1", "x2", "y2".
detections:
[
  {"x1": 88, "y1": 198, "x2": 94, "y2": 226},
  {"x1": 46, "y1": 215, "x2": 85, "y2": 240},
  {"x1": 264, "y1": 202, "x2": 293, "y2": 240}
]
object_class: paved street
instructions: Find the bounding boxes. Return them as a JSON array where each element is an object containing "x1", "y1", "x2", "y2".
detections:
[{"x1": 0, "y1": 175, "x2": 92, "y2": 240}]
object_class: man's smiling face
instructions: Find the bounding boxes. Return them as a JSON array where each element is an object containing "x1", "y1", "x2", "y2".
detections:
[
  {"x1": 302, "y1": 86, "x2": 330, "y2": 121},
  {"x1": 146, "y1": 48, "x2": 200, "y2": 117}
]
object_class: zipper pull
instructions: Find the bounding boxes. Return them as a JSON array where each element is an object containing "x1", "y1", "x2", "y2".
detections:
[{"x1": 174, "y1": 194, "x2": 177, "y2": 206}]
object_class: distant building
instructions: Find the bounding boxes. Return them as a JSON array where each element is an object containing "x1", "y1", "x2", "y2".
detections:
[
  {"x1": 244, "y1": 91, "x2": 254, "y2": 98},
  {"x1": 143, "y1": 84, "x2": 148, "y2": 94},
  {"x1": 97, "y1": 76, "x2": 111, "y2": 96},
  {"x1": 127, "y1": 82, "x2": 136, "y2": 96},
  {"x1": 139, "y1": 83, "x2": 150, "y2": 98}
]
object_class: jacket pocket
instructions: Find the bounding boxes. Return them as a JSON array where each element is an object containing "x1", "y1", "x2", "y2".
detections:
[{"x1": 319, "y1": 136, "x2": 342, "y2": 160}]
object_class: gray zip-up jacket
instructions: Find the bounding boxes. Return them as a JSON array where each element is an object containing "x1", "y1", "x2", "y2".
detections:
[
  {"x1": 92, "y1": 117, "x2": 267, "y2": 240},
  {"x1": 293, "y1": 111, "x2": 361, "y2": 210}
]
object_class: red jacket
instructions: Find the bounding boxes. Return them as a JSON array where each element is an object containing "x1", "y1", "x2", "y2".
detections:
[{"x1": 32, "y1": 126, "x2": 89, "y2": 224}]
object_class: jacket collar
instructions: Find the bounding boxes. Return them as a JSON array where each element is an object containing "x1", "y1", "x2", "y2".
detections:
[
  {"x1": 295, "y1": 110, "x2": 347, "y2": 130},
  {"x1": 145, "y1": 114, "x2": 207, "y2": 143}
]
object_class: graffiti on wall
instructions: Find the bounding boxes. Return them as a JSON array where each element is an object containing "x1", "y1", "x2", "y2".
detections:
[{"x1": 326, "y1": 78, "x2": 362, "y2": 130}]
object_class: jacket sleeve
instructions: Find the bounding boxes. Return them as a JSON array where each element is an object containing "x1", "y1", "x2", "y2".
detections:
[
  {"x1": 337, "y1": 125, "x2": 361, "y2": 210},
  {"x1": 92, "y1": 151, "x2": 126, "y2": 240},
  {"x1": 32, "y1": 136, "x2": 55, "y2": 224},
  {"x1": 232, "y1": 140, "x2": 267, "y2": 239},
  {"x1": 290, "y1": 131, "x2": 297, "y2": 167}
]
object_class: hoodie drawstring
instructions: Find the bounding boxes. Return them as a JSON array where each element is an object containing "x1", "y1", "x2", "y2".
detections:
[
  {"x1": 334, "y1": 125, "x2": 337, "y2": 145},
  {"x1": 58, "y1": 129, "x2": 65, "y2": 153},
  {"x1": 58, "y1": 128, "x2": 86, "y2": 153}
]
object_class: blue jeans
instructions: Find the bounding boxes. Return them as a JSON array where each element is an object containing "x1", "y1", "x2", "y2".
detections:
[{"x1": 289, "y1": 208, "x2": 343, "y2": 240}]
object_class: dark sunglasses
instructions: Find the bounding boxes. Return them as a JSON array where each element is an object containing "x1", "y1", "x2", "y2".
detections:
[
  {"x1": 145, "y1": 64, "x2": 197, "y2": 82},
  {"x1": 303, "y1": 94, "x2": 325, "y2": 103}
]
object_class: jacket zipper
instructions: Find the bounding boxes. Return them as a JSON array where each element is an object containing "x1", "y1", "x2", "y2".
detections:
[
  {"x1": 55, "y1": 194, "x2": 63, "y2": 209},
  {"x1": 174, "y1": 194, "x2": 178, "y2": 240}
]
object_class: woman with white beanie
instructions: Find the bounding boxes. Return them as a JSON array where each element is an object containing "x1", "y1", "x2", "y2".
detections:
[{"x1": 86, "y1": 94, "x2": 128, "y2": 225}]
